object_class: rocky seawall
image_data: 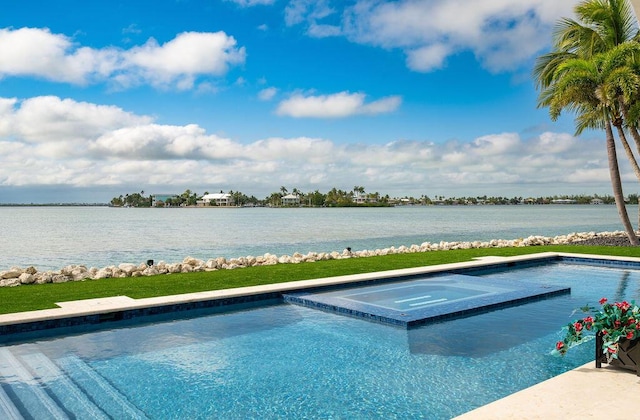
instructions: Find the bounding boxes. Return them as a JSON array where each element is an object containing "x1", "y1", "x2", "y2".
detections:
[{"x1": 0, "y1": 230, "x2": 635, "y2": 287}]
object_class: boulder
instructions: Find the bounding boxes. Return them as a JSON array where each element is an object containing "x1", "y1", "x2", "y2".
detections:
[
  {"x1": 35, "y1": 272, "x2": 53, "y2": 284},
  {"x1": 118, "y1": 263, "x2": 138, "y2": 275},
  {"x1": 19, "y1": 273, "x2": 35, "y2": 284},
  {"x1": 1, "y1": 270, "x2": 21, "y2": 279},
  {"x1": 52, "y1": 274, "x2": 70, "y2": 283},
  {"x1": 0, "y1": 278, "x2": 20, "y2": 287}
]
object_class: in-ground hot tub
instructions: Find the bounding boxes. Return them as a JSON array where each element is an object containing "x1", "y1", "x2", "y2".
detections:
[{"x1": 283, "y1": 274, "x2": 570, "y2": 327}]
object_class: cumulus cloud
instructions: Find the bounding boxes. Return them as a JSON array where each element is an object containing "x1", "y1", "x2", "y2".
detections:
[
  {"x1": 0, "y1": 95, "x2": 621, "y2": 198},
  {"x1": 287, "y1": 0, "x2": 579, "y2": 72},
  {"x1": 119, "y1": 32, "x2": 246, "y2": 89},
  {"x1": 276, "y1": 91, "x2": 402, "y2": 118},
  {"x1": 0, "y1": 27, "x2": 246, "y2": 90}
]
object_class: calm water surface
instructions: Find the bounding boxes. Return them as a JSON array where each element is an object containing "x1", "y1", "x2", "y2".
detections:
[{"x1": 0, "y1": 205, "x2": 632, "y2": 270}]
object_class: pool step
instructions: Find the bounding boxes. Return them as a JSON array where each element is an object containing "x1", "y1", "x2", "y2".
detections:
[
  {"x1": 0, "y1": 382, "x2": 23, "y2": 420},
  {"x1": 21, "y1": 352, "x2": 110, "y2": 420},
  {"x1": 0, "y1": 348, "x2": 68, "y2": 419},
  {"x1": 56, "y1": 355, "x2": 149, "y2": 419}
]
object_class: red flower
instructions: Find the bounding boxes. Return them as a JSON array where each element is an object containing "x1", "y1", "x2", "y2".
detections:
[
  {"x1": 573, "y1": 322, "x2": 583, "y2": 332},
  {"x1": 556, "y1": 341, "x2": 565, "y2": 350},
  {"x1": 627, "y1": 331, "x2": 635, "y2": 340},
  {"x1": 583, "y1": 316, "x2": 594, "y2": 323},
  {"x1": 599, "y1": 297, "x2": 608, "y2": 305},
  {"x1": 608, "y1": 346, "x2": 617, "y2": 354},
  {"x1": 615, "y1": 301, "x2": 631, "y2": 311},
  {"x1": 626, "y1": 318, "x2": 636, "y2": 326},
  {"x1": 614, "y1": 320, "x2": 621, "y2": 328}
]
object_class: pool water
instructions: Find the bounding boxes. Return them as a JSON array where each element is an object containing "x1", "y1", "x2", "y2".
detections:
[
  {"x1": 1, "y1": 261, "x2": 640, "y2": 419},
  {"x1": 345, "y1": 282, "x2": 488, "y2": 309}
]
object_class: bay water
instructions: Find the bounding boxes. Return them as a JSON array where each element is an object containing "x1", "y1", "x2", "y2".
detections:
[{"x1": 0, "y1": 205, "x2": 633, "y2": 271}]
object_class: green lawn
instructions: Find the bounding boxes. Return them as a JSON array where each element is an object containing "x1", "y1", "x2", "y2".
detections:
[{"x1": 2, "y1": 245, "x2": 639, "y2": 315}]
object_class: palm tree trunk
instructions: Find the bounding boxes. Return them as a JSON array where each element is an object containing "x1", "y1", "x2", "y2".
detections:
[
  {"x1": 606, "y1": 120, "x2": 639, "y2": 245},
  {"x1": 614, "y1": 124, "x2": 640, "y2": 180},
  {"x1": 618, "y1": 104, "x2": 640, "y2": 227},
  {"x1": 613, "y1": 124, "x2": 640, "y2": 228}
]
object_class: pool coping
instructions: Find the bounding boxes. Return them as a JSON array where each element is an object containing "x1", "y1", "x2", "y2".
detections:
[{"x1": 1, "y1": 251, "x2": 639, "y2": 418}]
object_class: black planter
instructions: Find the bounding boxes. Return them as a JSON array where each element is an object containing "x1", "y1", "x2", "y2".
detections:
[{"x1": 595, "y1": 332, "x2": 640, "y2": 376}]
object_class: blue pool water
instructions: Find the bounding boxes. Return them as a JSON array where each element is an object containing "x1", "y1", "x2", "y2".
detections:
[{"x1": 1, "y1": 260, "x2": 640, "y2": 419}]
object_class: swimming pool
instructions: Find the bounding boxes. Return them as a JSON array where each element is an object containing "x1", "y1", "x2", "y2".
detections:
[{"x1": 0, "y1": 258, "x2": 639, "y2": 419}]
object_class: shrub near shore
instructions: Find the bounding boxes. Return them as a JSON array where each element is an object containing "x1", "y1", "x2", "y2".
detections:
[{"x1": 0, "y1": 231, "x2": 635, "y2": 288}]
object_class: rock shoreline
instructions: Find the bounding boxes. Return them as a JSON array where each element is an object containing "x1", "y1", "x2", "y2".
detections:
[{"x1": 0, "y1": 230, "x2": 635, "y2": 287}]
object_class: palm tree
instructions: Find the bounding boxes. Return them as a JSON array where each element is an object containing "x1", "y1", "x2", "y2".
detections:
[
  {"x1": 534, "y1": 0, "x2": 640, "y2": 245},
  {"x1": 541, "y1": 49, "x2": 639, "y2": 244}
]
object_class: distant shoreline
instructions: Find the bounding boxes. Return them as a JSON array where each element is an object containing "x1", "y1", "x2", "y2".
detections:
[
  {"x1": 0, "y1": 202, "x2": 619, "y2": 208},
  {"x1": 0, "y1": 203, "x2": 109, "y2": 207}
]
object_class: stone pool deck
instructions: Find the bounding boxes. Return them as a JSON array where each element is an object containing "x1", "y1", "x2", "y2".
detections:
[
  {"x1": 0, "y1": 251, "x2": 638, "y2": 418},
  {"x1": 454, "y1": 361, "x2": 639, "y2": 419}
]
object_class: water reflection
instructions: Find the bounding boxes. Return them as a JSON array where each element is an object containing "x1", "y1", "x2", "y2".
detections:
[
  {"x1": 407, "y1": 297, "x2": 572, "y2": 357},
  {"x1": 614, "y1": 271, "x2": 630, "y2": 302}
]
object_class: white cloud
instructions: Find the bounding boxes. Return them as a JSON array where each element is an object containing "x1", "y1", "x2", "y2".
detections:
[
  {"x1": 0, "y1": 95, "x2": 621, "y2": 198},
  {"x1": 288, "y1": 0, "x2": 579, "y2": 72},
  {"x1": 0, "y1": 27, "x2": 118, "y2": 84},
  {"x1": 226, "y1": 0, "x2": 276, "y2": 6},
  {"x1": 120, "y1": 32, "x2": 246, "y2": 89},
  {"x1": 276, "y1": 91, "x2": 402, "y2": 118},
  {"x1": 258, "y1": 87, "x2": 278, "y2": 101},
  {"x1": 406, "y1": 43, "x2": 451, "y2": 72},
  {"x1": 0, "y1": 96, "x2": 150, "y2": 160},
  {"x1": 285, "y1": 0, "x2": 336, "y2": 27},
  {"x1": 0, "y1": 28, "x2": 246, "y2": 90},
  {"x1": 307, "y1": 23, "x2": 342, "y2": 38},
  {"x1": 122, "y1": 24, "x2": 142, "y2": 35}
]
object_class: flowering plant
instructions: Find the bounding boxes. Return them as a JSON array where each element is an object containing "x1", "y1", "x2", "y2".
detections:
[{"x1": 554, "y1": 298, "x2": 640, "y2": 358}]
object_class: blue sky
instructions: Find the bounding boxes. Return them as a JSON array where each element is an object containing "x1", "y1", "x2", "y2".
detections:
[{"x1": 0, "y1": 0, "x2": 627, "y2": 203}]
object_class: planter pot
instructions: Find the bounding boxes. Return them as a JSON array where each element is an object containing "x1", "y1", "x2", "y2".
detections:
[{"x1": 595, "y1": 332, "x2": 640, "y2": 376}]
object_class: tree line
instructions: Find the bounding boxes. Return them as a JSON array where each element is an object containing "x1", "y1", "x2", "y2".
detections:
[{"x1": 109, "y1": 187, "x2": 633, "y2": 208}]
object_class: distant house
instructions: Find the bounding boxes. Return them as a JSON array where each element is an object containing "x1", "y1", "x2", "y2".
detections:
[
  {"x1": 281, "y1": 194, "x2": 300, "y2": 206},
  {"x1": 353, "y1": 193, "x2": 378, "y2": 205},
  {"x1": 591, "y1": 198, "x2": 604, "y2": 205},
  {"x1": 551, "y1": 199, "x2": 577, "y2": 204},
  {"x1": 200, "y1": 193, "x2": 234, "y2": 206},
  {"x1": 152, "y1": 194, "x2": 178, "y2": 207}
]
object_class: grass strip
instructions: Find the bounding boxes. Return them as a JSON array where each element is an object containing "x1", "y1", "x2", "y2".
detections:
[{"x1": 1, "y1": 245, "x2": 639, "y2": 315}]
